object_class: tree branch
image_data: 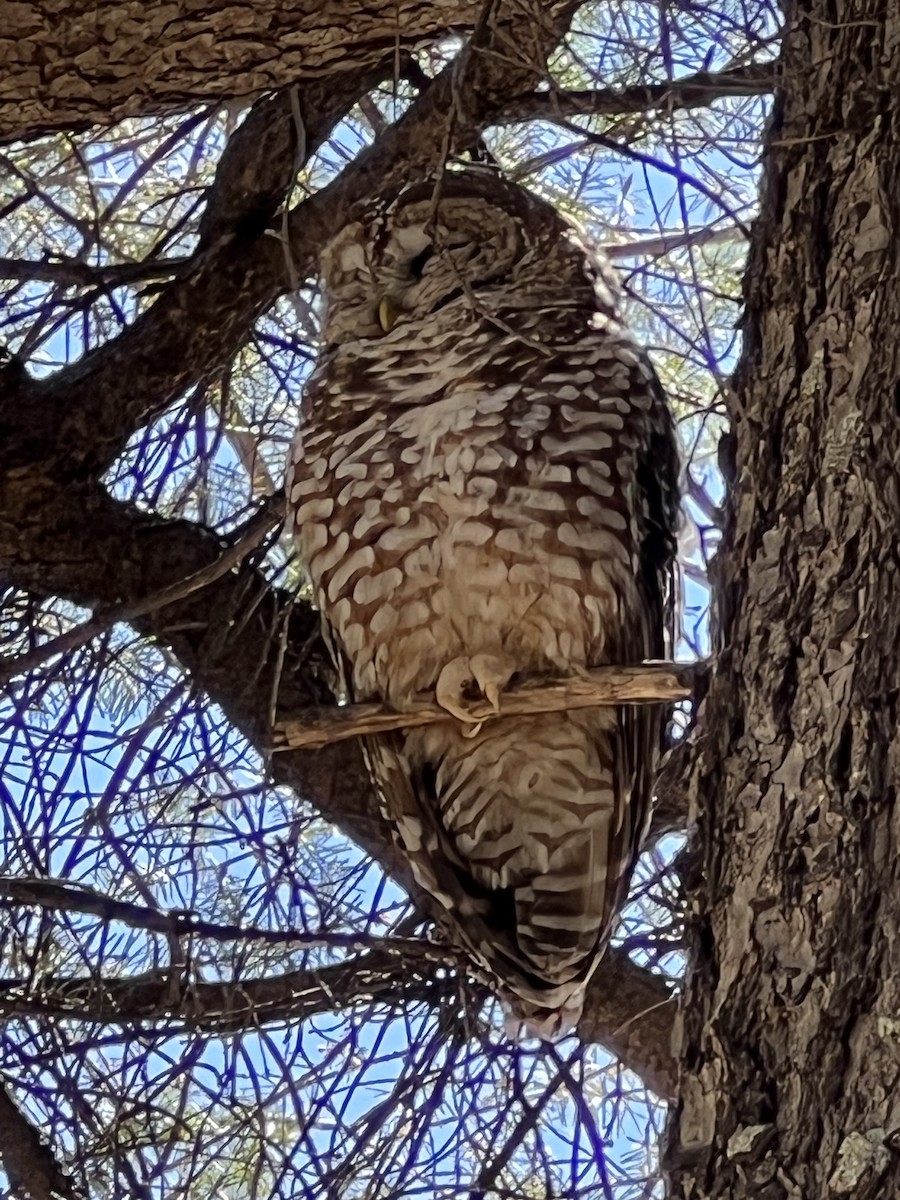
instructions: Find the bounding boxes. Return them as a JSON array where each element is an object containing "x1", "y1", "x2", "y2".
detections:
[
  {"x1": 496, "y1": 61, "x2": 776, "y2": 124},
  {"x1": 273, "y1": 663, "x2": 697, "y2": 751},
  {"x1": 0, "y1": 920, "x2": 676, "y2": 1097},
  {"x1": 0, "y1": 474, "x2": 398, "y2": 876},
  {"x1": 0, "y1": 948, "x2": 459, "y2": 1033},
  {"x1": 0, "y1": 0, "x2": 493, "y2": 143},
  {"x1": 579, "y1": 953, "x2": 677, "y2": 1099},
  {"x1": 0, "y1": 876, "x2": 442, "y2": 957},
  {"x1": 0, "y1": 496, "x2": 284, "y2": 686},
  {"x1": 650, "y1": 735, "x2": 695, "y2": 840},
  {"x1": 0, "y1": 72, "x2": 386, "y2": 476},
  {"x1": 0, "y1": 255, "x2": 193, "y2": 287}
]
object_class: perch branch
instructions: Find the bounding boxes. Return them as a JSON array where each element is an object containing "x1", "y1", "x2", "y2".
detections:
[{"x1": 272, "y1": 661, "x2": 698, "y2": 751}]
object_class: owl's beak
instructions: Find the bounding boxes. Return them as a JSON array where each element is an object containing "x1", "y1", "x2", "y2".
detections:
[{"x1": 377, "y1": 296, "x2": 401, "y2": 333}]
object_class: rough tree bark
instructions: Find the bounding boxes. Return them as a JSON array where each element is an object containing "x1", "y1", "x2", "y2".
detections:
[
  {"x1": 666, "y1": 1, "x2": 900, "y2": 1195},
  {"x1": 0, "y1": 0, "x2": 487, "y2": 141}
]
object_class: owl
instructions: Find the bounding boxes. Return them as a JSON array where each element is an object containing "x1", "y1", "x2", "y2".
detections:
[{"x1": 287, "y1": 170, "x2": 679, "y2": 1037}]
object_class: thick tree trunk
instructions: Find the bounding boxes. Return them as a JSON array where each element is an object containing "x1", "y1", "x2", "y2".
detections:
[{"x1": 666, "y1": 2, "x2": 900, "y2": 1195}]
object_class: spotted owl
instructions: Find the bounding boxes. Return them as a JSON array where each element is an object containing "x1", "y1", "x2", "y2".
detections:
[{"x1": 287, "y1": 170, "x2": 679, "y2": 1037}]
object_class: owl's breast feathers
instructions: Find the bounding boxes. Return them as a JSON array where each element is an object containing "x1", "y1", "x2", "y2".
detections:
[{"x1": 288, "y1": 181, "x2": 678, "y2": 1034}]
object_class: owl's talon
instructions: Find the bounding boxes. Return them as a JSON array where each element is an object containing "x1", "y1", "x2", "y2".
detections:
[
  {"x1": 469, "y1": 653, "x2": 512, "y2": 714},
  {"x1": 435, "y1": 658, "x2": 480, "y2": 724},
  {"x1": 435, "y1": 654, "x2": 514, "y2": 731}
]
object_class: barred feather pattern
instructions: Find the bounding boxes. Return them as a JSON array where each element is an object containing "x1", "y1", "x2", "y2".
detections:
[{"x1": 287, "y1": 172, "x2": 679, "y2": 1036}]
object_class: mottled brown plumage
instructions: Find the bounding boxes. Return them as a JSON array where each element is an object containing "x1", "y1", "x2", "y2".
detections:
[{"x1": 288, "y1": 171, "x2": 679, "y2": 1036}]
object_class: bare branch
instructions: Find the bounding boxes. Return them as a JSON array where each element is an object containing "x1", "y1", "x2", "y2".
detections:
[
  {"x1": 1, "y1": 876, "x2": 444, "y2": 962},
  {"x1": 497, "y1": 62, "x2": 776, "y2": 124},
  {"x1": 0, "y1": 255, "x2": 193, "y2": 287},
  {"x1": 272, "y1": 663, "x2": 698, "y2": 751},
  {"x1": 578, "y1": 951, "x2": 677, "y2": 1100},
  {"x1": 0, "y1": 72, "x2": 385, "y2": 477},
  {"x1": 0, "y1": 936, "x2": 674, "y2": 1096},
  {"x1": 0, "y1": 475, "x2": 391, "y2": 874},
  {"x1": 649, "y1": 735, "x2": 695, "y2": 841},
  {"x1": 0, "y1": 946, "x2": 460, "y2": 1031},
  {"x1": 604, "y1": 223, "x2": 745, "y2": 262},
  {"x1": 553, "y1": 117, "x2": 754, "y2": 236}
]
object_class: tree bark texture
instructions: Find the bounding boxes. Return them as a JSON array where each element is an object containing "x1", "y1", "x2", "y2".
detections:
[
  {"x1": 666, "y1": 2, "x2": 900, "y2": 1195},
  {"x1": 0, "y1": 0, "x2": 489, "y2": 142}
]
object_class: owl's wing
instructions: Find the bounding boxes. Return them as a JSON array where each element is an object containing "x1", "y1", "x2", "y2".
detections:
[{"x1": 598, "y1": 368, "x2": 679, "y2": 940}]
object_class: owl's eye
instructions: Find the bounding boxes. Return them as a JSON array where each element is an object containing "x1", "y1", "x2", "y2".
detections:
[{"x1": 409, "y1": 245, "x2": 434, "y2": 279}]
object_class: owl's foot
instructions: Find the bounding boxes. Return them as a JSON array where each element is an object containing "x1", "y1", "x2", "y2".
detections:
[{"x1": 435, "y1": 654, "x2": 514, "y2": 738}]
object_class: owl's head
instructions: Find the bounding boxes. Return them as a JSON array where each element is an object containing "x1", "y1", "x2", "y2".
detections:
[{"x1": 317, "y1": 170, "x2": 618, "y2": 347}]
